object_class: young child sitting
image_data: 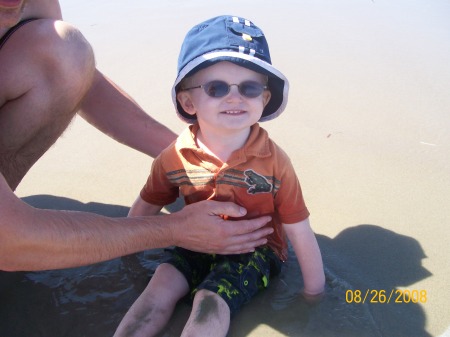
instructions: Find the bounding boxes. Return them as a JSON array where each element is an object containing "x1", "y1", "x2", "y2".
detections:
[{"x1": 114, "y1": 15, "x2": 325, "y2": 337}]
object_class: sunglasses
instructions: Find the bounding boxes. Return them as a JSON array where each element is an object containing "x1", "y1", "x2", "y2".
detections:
[{"x1": 182, "y1": 80, "x2": 268, "y2": 98}]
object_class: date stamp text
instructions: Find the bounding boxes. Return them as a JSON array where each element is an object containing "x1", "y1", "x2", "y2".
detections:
[{"x1": 345, "y1": 289, "x2": 427, "y2": 304}]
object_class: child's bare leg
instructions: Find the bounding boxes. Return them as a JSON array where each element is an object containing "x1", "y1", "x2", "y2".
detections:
[
  {"x1": 113, "y1": 263, "x2": 189, "y2": 337},
  {"x1": 181, "y1": 289, "x2": 230, "y2": 337}
]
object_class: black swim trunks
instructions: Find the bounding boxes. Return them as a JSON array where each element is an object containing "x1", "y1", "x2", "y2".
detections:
[
  {"x1": 163, "y1": 246, "x2": 283, "y2": 314},
  {"x1": 0, "y1": 18, "x2": 38, "y2": 50}
]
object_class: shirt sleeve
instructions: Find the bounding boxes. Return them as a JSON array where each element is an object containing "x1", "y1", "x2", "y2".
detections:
[{"x1": 140, "y1": 153, "x2": 179, "y2": 206}]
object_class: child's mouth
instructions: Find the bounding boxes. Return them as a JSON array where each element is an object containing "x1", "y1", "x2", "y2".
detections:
[{"x1": 222, "y1": 110, "x2": 246, "y2": 115}]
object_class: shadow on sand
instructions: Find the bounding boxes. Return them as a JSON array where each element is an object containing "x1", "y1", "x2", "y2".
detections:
[{"x1": 0, "y1": 195, "x2": 432, "y2": 337}]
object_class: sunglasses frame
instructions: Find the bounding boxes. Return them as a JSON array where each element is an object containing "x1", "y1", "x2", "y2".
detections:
[{"x1": 182, "y1": 80, "x2": 268, "y2": 98}]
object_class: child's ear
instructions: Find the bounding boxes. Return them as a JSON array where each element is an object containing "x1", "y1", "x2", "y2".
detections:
[
  {"x1": 262, "y1": 90, "x2": 272, "y2": 108},
  {"x1": 177, "y1": 91, "x2": 196, "y2": 115}
]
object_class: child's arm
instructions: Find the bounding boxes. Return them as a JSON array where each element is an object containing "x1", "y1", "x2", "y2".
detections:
[
  {"x1": 128, "y1": 195, "x2": 163, "y2": 217},
  {"x1": 283, "y1": 218, "x2": 325, "y2": 298}
]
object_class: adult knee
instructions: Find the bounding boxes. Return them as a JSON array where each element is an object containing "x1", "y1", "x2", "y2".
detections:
[
  {"x1": 31, "y1": 20, "x2": 96, "y2": 101},
  {"x1": 0, "y1": 20, "x2": 95, "y2": 189}
]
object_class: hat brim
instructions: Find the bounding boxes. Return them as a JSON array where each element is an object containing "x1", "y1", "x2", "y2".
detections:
[{"x1": 172, "y1": 50, "x2": 289, "y2": 124}]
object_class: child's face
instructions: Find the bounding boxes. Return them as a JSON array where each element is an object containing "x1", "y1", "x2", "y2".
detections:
[{"x1": 177, "y1": 61, "x2": 271, "y2": 135}]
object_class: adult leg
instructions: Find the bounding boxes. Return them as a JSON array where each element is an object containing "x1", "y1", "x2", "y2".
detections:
[
  {"x1": 181, "y1": 289, "x2": 230, "y2": 337},
  {"x1": 114, "y1": 263, "x2": 190, "y2": 337},
  {"x1": 0, "y1": 19, "x2": 95, "y2": 190}
]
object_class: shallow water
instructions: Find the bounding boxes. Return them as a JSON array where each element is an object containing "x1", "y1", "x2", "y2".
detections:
[{"x1": 0, "y1": 196, "x2": 432, "y2": 337}]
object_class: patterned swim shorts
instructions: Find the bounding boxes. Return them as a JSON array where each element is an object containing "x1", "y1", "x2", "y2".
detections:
[{"x1": 163, "y1": 246, "x2": 282, "y2": 313}]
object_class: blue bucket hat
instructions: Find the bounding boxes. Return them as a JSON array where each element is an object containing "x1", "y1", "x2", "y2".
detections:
[{"x1": 172, "y1": 15, "x2": 289, "y2": 124}]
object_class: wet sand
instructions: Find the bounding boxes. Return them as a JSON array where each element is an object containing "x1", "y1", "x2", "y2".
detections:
[{"x1": 9, "y1": 0, "x2": 450, "y2": 336}]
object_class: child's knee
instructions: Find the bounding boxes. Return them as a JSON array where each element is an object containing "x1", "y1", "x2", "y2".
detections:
[
  {"x1": 148, "y1": 263, "x2": 189, "y2": 304},
  {"x1": 193, "y1": 289, "x2": 230, "y2": 321}
]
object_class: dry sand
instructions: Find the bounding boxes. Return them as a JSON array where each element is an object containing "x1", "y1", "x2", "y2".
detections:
[{"x1": 16, "y1": 0, "x2": 450, "y2": 336}]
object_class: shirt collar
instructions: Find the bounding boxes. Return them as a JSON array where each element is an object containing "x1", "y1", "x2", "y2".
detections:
[{"x1": 177, "y1": 123, "x2": 272, "y2": 163}]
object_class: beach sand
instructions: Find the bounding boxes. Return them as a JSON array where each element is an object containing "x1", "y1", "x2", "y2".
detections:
[{"x1": 10, "y1": 0, "x2": 450, "y2": 336}]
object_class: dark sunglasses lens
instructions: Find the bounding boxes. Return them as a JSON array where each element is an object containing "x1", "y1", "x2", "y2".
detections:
[
  {"x1": 204, "y1": 81, "x2": 229, "y2": 97},
  {"x1": 240, "y1": 81, "x2": 264, "y2": 98}
]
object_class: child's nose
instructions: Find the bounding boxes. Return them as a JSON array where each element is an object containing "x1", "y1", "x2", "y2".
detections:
[{"x1": 226, "y1": 84, "x2": 243, "y2": 100}]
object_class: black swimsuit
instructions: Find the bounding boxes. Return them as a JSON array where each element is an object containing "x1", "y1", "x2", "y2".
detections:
[{"x1": 0, "y1": 18, "x2": 38, "y2": 50}]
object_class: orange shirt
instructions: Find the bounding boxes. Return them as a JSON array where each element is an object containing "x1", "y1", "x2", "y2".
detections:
[{"x1": 141, "y1": 123, "x2": 309, "y2": 261}]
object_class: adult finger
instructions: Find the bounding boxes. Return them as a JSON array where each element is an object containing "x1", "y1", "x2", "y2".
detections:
[
  {"x1": 224, "y1": 215, "x2": 273, "y2": 236},
  {"x1": 215, "y1": 219, "x2": 274, "y2": 254},
  {"x1": 204, "y1": 200, "x2": 248, "y2": 218}
]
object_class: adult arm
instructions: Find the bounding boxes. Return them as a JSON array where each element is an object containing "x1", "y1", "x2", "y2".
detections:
[
  {"x1": 78, "y1": 70, "x2": 177, "y2": 158},
  {"x1": 283, "y1": 218, "x2": 325, "y2": 297},
  {"x1": 0, "y1": 175, "x2": 272, "y2": 272},
  {"x1": 0, "y1": 173, "x2": 169, "y2": 271}
]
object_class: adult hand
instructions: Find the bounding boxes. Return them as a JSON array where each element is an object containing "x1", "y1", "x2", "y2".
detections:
[{"x1": 168, "y1": 200, "x2": 273, "y2": 254}]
